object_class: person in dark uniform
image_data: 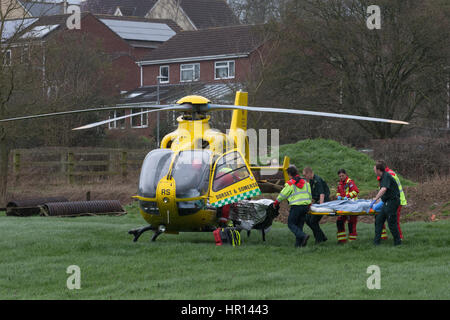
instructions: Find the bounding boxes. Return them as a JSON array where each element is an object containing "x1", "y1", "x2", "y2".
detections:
[
  {"x1": 369, "y1": 161, "x2": 402, "y2": 246},
  {"x1": 303, "y1": 166, "x2": 329, "y2": 244}
]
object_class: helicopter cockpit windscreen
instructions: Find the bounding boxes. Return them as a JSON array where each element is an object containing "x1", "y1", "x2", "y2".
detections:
[
  {"x1": 171, "y1": 150, "x2": 211, "y2": 198},
  {"x1": 138, "y1": 149, "x2": 174, "y2": 198}
]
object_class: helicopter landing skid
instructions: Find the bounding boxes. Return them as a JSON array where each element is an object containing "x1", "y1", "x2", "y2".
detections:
[
  {"x1": 128, "y1": 225, "x2": 153, "y2": 242},
  {"x1": 246, "y1": 229, "x2": 266, "y2": 241},
  {"x1": 151, "y1": 230, "x2": 163, "y2": 242}
]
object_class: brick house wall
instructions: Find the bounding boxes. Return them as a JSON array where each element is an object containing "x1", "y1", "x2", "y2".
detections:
[
  {"x1": 6, "y1": 14, "x2": 141, "y2": 93},
  {"x1": 76, "y1": 14, "x2": 140, "y2": 92},
  {"x1": 141, "y1": 57, "x2": 252, "y2": 86}
]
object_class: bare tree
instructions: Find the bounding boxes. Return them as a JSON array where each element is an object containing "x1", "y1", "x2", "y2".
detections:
[
  {"x1": 228, "y1": 0, "x2": 287, "y2": 24},
  {"x1": 0, "y1": 0, "x2": 42, "y2": 202},
  {"x1": 260, "y1": 0, "x2": 450, "y2": 139},
  {"x1": 0, "y1": 7, "x2": 121, "y2": 203}
]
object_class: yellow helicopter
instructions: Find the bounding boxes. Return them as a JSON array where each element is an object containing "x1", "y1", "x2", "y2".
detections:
[{"x1": 0, "y1": 91, "x2": 408, "y2": 241}]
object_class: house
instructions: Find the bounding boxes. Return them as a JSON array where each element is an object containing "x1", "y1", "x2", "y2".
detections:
[
  {"x1": 1, "y1": 0, "x2": 31, "y2": 19},
  {"x1": 94, "y1": 14, "x2": 181, "y2": 59},
  {"x1": 81, "y1": 0, "x2": 239, "y2": 30},
  {"x1": 17, "y1": 0, "x2": 65, "y2": 17},
  {"x1": 1, "y1": 0, "x2": 77, "y2": 19},
  {"x1": 2, "y1": 13, "x2": 180, "y2": 91},
  {"x1": 2, "y1": 11, "x2": 186, "y2": 140},
  {"x1": 106, "y1": 24, "x2": 266, "y2": 137},
  {"x1": 137, "y1": 24, "x2": 264, "y2": 88}
]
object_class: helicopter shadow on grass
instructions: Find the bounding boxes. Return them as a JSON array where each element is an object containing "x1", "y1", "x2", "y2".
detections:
[{"x1": 127, "y1": 230, "x2": 278, "y2": 246}]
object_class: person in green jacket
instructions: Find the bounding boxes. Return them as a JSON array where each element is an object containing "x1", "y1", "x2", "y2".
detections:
[{"x1": 272, "y1": 165, "x2": 312, "y2": 247}]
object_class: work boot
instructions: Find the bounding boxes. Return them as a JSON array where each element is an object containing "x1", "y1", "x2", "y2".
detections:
[
  {"x1": 315, "y1": 236, "x2": 327, "y2": 244},
  {"x1": 301, "y1": 234, "x2": 310, "y2": 247}
]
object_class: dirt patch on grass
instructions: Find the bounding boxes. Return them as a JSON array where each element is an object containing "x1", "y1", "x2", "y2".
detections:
[{"x1": 392, "y1": 175, "x2": 450, "y2": 223}]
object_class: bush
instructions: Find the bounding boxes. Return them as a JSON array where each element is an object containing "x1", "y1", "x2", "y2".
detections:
[{"x1": 370, "y1": 136, "x2": 450, "y2": 182}]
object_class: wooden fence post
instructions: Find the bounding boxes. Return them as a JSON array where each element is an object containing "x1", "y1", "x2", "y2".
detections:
[
  {"x1": 60, "y1": 152, "x2": 66, "y2": 174},
  {"x1": 67, "y1": 152, "x2": 74, "y2": 184},
  {"x1": 13, "y1": 152, "x2": 20, "y2": 182},
  {"x1": 121, "y1": 151, "x2": 128, "y2": 179},
  {"x1": 107, "y1": 152, "x2": 111, "y2": 176}
]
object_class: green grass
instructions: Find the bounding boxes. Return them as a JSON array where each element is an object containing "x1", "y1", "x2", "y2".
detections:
[
  {"x1": 1, "y1": 205, "x2": 449, "y2": 300},
  {"x1": 277, "y1": 139, "x2": 415, "y2": 195}
]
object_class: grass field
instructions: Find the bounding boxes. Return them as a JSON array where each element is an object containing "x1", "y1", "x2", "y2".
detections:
[{"x1": 1, "y1": 204, "x2": 449, "y2": 300}]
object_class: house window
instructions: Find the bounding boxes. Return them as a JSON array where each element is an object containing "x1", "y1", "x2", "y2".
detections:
[
  {"x1": 215, "y1": 61, "x2": 235, "y2": 80},
  {"x1": 21, "y1": 45, "x2": 30, "y2": 64},
  {"x1": 131, "y1": 108, "x2": 149, "y2": 128},
  {"x1": 3, "y1": 50, "x2": 11, "y2": 66},
  {"x1": 159, "y1": 65, "x2": 169, "y2": 83},
  {"x1": 180, "y1": 63, "x2": 200, "y2": 82},
  {"x1": 109, "y1": 110, "x2": 126, "y2": 129}
]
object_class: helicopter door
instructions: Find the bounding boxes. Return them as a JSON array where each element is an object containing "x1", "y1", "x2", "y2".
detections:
[{"x1": 209, "y1": 149, "x2": 261, "y2": 208}]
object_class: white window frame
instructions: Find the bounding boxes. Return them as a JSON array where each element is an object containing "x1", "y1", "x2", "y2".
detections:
[
  {"x1": 159, "y1": 65, "x2": 169, "y2": 83},
  {"x1": 108, "y1": 110, "x2": 126, "y2": 129},
  {"x1": 180, "y1": 63, "x2": 200, "y2": 82},
  {"x1": 3, "y1": 49, "x2": 11, "y2": 66},
  {"x1": 131, "y1": 108, "x2": 149, "y2": 128},
  {"x1": 214, "y1": 60, "x2": 235, "y2": 80},
  {"x1": 21, "y1": 45, "x2": 30, "y2": 64}
]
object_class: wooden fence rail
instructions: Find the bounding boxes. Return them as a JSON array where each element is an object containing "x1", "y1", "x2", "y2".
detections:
[{"x1": 11, "y1": 148, "x2": 148, "y2": 184}]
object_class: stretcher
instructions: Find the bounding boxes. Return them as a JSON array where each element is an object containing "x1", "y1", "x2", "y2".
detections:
[
  {"x1": 309, "y1": 209, "x2": 377, "y2": 216},
  {"x1": 309, "y1": 199, "x2": 380, "y2": 216}
]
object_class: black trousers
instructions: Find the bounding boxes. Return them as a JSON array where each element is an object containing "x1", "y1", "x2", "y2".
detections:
[
  {"x1": 305, "y1": 214, "x2": 327, "y2": 242},
  {"x1": 287, "y1": 205, "x2": 309, "y2": 245},
  {"x1": 374, "y1": 198, "x2": 401, "y2": 245}
]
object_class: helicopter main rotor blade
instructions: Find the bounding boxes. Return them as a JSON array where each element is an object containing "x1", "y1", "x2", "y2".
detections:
[
  {"x1": 0, "y1": 105, "x2": 172, "y2": 123},
  {"x1": 208, "y1": 104, "x2": 409, "y2": 125},
  {"x1": 72, "y1": 105, "x2": 192, "y2": 130}
]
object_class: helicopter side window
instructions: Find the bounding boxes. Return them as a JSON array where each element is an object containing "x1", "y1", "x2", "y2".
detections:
[
  {"x1": 212, "y1": 151, "x2": 250, "y2": 192},
  {"x1": 138, "y1": 149, "x2": 173, "y2": 198}
]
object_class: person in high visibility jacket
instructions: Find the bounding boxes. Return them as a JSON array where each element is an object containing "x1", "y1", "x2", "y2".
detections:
[
  {"x1": 336, "y1": 169, "x2": 360, "y2": 243},
  {"x1": 375, "y1": 160, "x2": 407, "y2": 240},
  {"x1": 369, "y1": 161, "x2": 402, "y2": 246},
  {"x1": 272, "y1": 165, "x2": 312, "y2": 247}
]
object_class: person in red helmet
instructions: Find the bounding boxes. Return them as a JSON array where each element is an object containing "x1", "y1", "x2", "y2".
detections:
[
  {"x1": 191, "y1": 158, "x2": 203, "y2": 170},
  {"x1": 215, "y1": 166, "x2": 235, "y2": 227},
  {"x1": 336, "y1": 169, "x2": 360, "y2": 243}
]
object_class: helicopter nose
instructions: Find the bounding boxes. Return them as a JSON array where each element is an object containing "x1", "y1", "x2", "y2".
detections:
[{"x1": 156, "y1": 176, "x2": 178, "y2": 225}]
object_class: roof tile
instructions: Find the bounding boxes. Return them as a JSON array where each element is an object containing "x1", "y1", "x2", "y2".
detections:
[{"x1": 140, "y1": 24, "x2": 263, "y2": 62}]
